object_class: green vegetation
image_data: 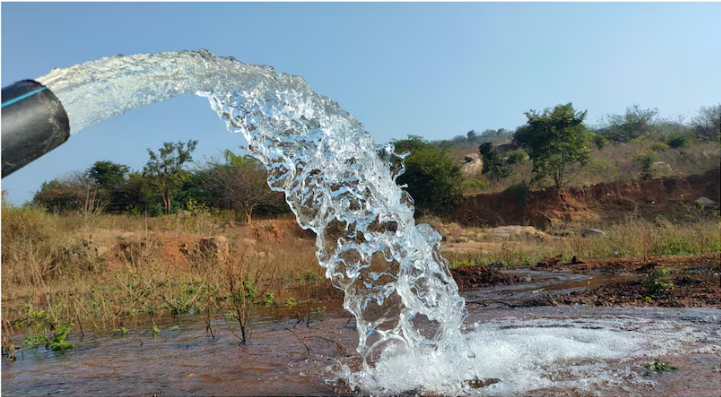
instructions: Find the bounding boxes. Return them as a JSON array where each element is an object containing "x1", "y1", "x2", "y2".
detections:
[
  {"x1": 32, "y1": 144, "x2": 288, "y2": 223},
  {"x1": 143, "y1": 140, "x2": 198, "y2": 215},
  {"x1": 479, "y1": 142, "x2": 510, "y2": 181},
  {"x1": 404, "y1": 102, "x2": 719, "y2": 195},
  {"x1": 642, "y1": 269, "x2": 674, "y2": 295},
  {"x1": 393, "y1": 136, "x2": 466, "y2": 216},
  {"x1": 514, "y1": 103, "x2": 591, "y2": 190},
  {"x1": 644, "y1": 358, "x2": 677, "y2": 373},
  {"x1": 631, "y1": 150, "x2": 659, "y2": 179},
  {"x1": 46, "y1": 325, "x2": 74, "y2": 351},
  {"x1": 505, "y1": 149, "x2": 528, "y2": 166}
]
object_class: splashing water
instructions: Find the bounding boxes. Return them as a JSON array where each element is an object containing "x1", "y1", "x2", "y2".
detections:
[
  {"x1": 35, "y1": 51, "x2": 721, "y2": 395},
  {"x1": 37, "y1": 49, "x2": 471, "y2": 387}
]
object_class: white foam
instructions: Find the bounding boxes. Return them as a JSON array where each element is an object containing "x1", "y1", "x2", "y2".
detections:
[{"x1": 339, "y1": 317, "x2": 719, "y2": 395}]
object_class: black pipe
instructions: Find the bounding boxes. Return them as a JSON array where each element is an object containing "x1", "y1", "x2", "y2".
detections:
[{"x1": 2, "y1": 80, "x2": 70, "y2": 178}]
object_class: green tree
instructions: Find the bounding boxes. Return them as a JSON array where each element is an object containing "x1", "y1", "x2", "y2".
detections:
[
  {"x1": 86, "y1": 161, "x2": 130, "y2": 211},
  {"x1": 143, "y1": 140, "x2": 198, "y2": 215},
  {"x1": 479, "y1": 142, "x2": 510, "y2": 181},
  {"x1": 115, "y1": 171, "x2": 159, "y2": 215},
  {"x1": 515, "y1": 103, "x2": 591, "y2": 190},
  {"x1": 632, "y1": 150, "x2": 659, "y2": 179},
  {"x1": 393, "y1": 136, "x2": 465, "y2": 216},
  {"x1": 86, "y1": 161, "x2": 130, "y2": 188},
  {"x1": 466, "y1": 130, "x2": 477, "y2": 139},
  {"x1": 505, "y1": 149, "x2": 528, "y2": 166}
]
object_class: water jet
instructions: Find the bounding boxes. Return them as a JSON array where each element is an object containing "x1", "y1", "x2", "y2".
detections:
[{"x1": 2, "y1": 50, "x2": 719, "y2": 395}]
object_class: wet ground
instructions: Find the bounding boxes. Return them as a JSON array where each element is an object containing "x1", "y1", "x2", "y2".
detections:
[{"x1": 3, "y1": 255, "x2": 720, "y2": 396}]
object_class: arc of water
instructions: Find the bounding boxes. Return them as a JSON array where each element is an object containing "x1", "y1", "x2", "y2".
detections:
[{"x1": 37, "y1": 49, "x2": 469, "y2": 369}]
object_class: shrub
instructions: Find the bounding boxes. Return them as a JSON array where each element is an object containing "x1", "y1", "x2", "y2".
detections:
[
  {"x1": 632, "y1": 150, "x2": 659, "y2": 179},
  {"x1": 650, "y1": 142, "x2": 670, "y2": 152},
  {"x1": 642, "y1": 269, "x2": 674, "y2": 295},
  {"x1": 667, "y1": 135, "x2": 694, "y2": 149},
  {"x1": 592, "y1": 134, "x2": 610, "y2": 150},
  {"x1": 506, "y1": 149, "x2": 528, "y2": 165}
]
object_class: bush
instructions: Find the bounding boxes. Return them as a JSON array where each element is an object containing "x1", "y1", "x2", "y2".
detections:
[
  {"x1": 650, "y1": 142, "x2": 670, "y2": 152},
  {"x1": 667, "y1": 135, "x2": 694, "y2": 149},
  {"x1": 592, "y1": 134, "x2": 610, "y2": 150},
  {"x1": 642, "y1": 269, "x2": 674, "y2": 295},
  {"x1": 394, "y1": 137, "x2": 466, "y2": 216},
  {"x1": 465, "y1": 178, "x2": 489, "y2": 192},
  {"x1": 632, "y1": 150, "x2": 659, "y2": 179},
  {"x1": 506, "y1": 149, "x2": 528, "y2": 165}
]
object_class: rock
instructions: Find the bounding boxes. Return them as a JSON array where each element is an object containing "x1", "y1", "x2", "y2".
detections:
[
  {"x1": 199, "y1": 236, "x2": 230, "y2": 260},
  {"x1": 487, "y1": 261, "x2": 504, "y2": 269},
  {"x1": 95, "y1": 245, "x2": 110, "y2": 257},
  {"x1": 241, "y1": 238, "x2": 258, "y2": 246},
  {"x1": 580, "y1": 228, "x2": 606, "y2": 237},
  {"x1": 456, "y1": 236, "x2": 469, "y2": 243},
  {"x1": 695, "y1": 197, "x2": 718, "y2": 208},
  {"x1": 257, "y1": 251, "x2": 276, "y2": 261},
  {"x1": 491, "y1": 226, "x2": 549, "y2": 241},
  {"x1": 117, "y1": 232, "x2": 136, "y2": 240},
  {"x1": 461, "y1": 158, "x2": 483, "y2": 176},
  {"x1": 464, "y1": 153, "x2": 480, "y2": 162},
  {"x1": 651, "y1": 161, "x2": 673, "y2": 176},
  {"x1": 654, "y1": 214, "x2": 672, "y2": 228}
]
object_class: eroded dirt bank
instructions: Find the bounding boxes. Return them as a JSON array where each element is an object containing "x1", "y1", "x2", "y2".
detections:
[{"x1": 451, "y1": 168, "x2": 720, "y2": 228}]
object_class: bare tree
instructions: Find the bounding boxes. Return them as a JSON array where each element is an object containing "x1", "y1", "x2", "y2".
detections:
[
  {"x1": 202, "y1": 150, "x2": 279, "y2": 224},
  {"x1": 692, "y1": 104, "x2": 721, "y2": 141},
  {"x1": 34, "y1": 172, "x2": 106, "y2": 215}
]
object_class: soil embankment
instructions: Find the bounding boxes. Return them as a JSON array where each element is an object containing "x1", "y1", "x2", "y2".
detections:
[{"x1": 451, "y1": 168, "x2": 720, "y2": 228}]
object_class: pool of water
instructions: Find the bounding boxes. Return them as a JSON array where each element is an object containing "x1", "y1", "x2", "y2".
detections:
[{"x1": 3, "y1": 274, "x2": 719, "y2": 396}]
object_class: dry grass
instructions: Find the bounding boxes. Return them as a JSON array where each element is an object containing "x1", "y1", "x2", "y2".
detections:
[
  {"x1": 2, "y1": 202, "x2": 717, "y2": 351},
  {"x1": 441, "y1": 218, "x2": 720, "y2": 269},
  {"x1": 1, "y1": 206, "x2": 333, "y2": 347}
]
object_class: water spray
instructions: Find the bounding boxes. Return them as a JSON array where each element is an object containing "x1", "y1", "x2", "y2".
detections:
[{"x1": 0, "y1": 51, "x2": 471, "y2": 389}]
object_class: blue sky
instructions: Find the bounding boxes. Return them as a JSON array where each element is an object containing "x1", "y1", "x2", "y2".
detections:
[{"x1": 2, "y1": 2, "x2": 720, "y2": 204}]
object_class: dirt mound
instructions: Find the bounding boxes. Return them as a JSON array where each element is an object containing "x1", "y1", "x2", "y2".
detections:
[
  {"x1": 451, "y1": 265, "x2": 525, "y2": 291},
  {"x1": 452, "y1": 168, "x2": 720, "y2": 228},
  {"x1": 234, "y1": 219, "x2": 315, "y2": 243}
]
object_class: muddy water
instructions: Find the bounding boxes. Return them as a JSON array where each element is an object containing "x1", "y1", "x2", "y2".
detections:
[
  {"x1": 3, "y1": 274, "x2": 720, "y2": 396},
  {"x1": 2, "y1": 301, "x2": 357, "y2": 396}
]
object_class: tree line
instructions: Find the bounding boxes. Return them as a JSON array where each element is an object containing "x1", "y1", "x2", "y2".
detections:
[
  {"x1": 33, "y1": 140, "x2": 287, "y2": 223},
  {"x1": 30, "y1": 103, "x2": 720, "y2": 220}
]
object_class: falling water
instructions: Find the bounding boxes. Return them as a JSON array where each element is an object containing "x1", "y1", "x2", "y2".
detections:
[
  {"x1": 37, "y1": 49, "x2": 471, "y2": 388},
  {"x1": 35, "y1": 50, "x2": 720, "y2": 395}
]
